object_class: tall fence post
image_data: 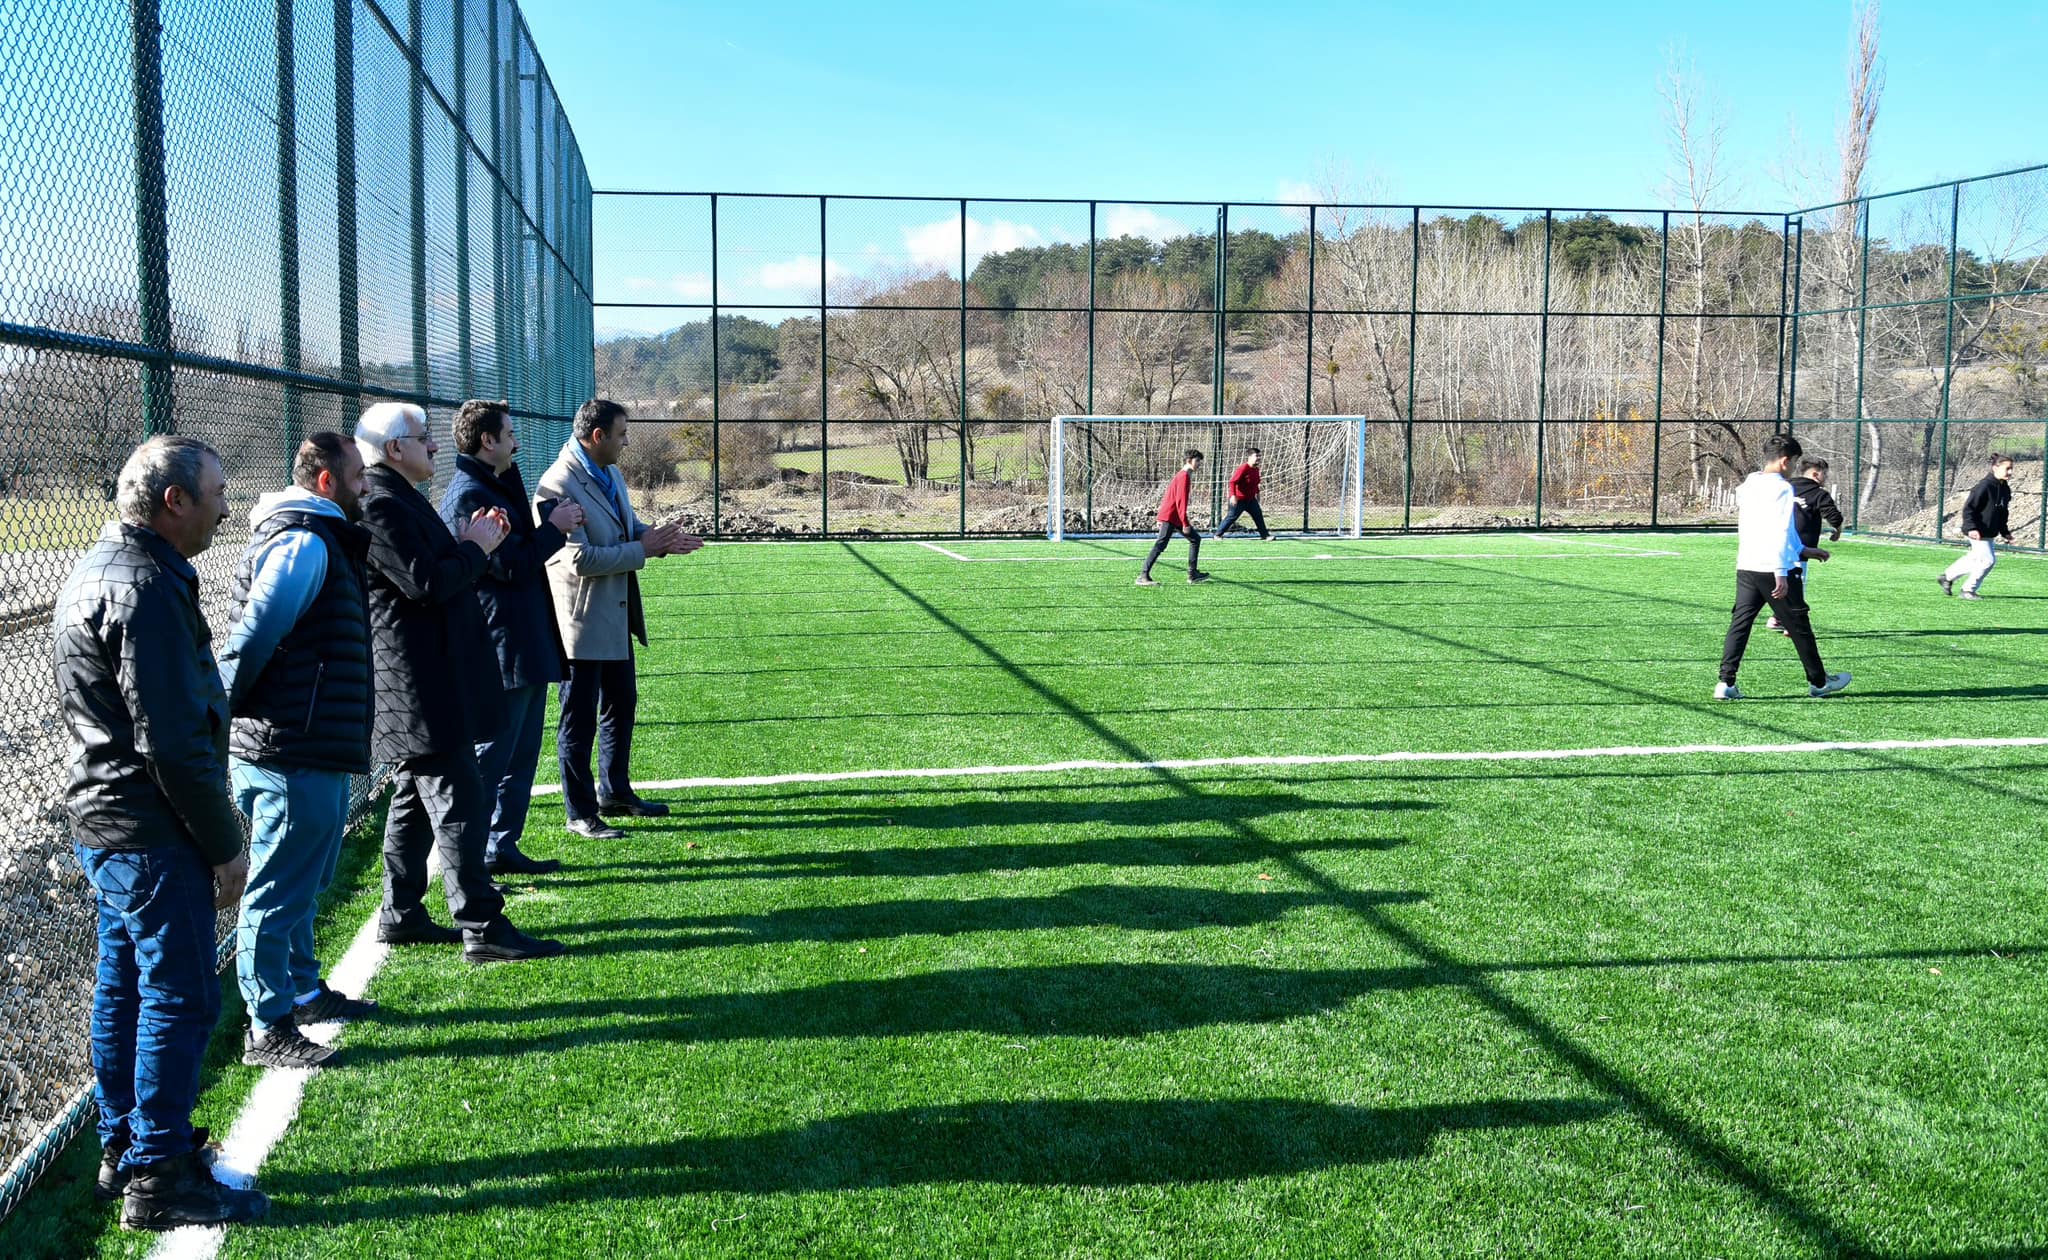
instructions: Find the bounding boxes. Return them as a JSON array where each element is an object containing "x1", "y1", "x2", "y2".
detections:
[
  {"x1": 1304, "y1": 204, "x2": 1316, "y2": 532},
  {"x1": 1785, "y1": 217, "x2": 1804, "y2": 439},
  {"x1": 710, "y1": 193, "x2": 721, "y2": 537},
  {"x1": 408, "y1": 0, "x2": 428, "y2": 401},
  {"x1": 1934, "y1": 182, "x2": 1962, "y2": 541},
  {"x1": 275, "y1": 0, "x2": 302, "y2": 451},
  {"x1": 1084, "y1": 201, "x2": 1095, "y2": 534},
  {"x1": 1403, "y1": 208, "x2": 1420, "y2": 530},
  {"x1": 958, "y1": 197, "x2": 968, "y2": 536},
  {"x1": 1773, "y1": 219, "x2": 1792, "y2": 426},
  {"x1": 1851, "y1": 201, "x2": 1872, "y2": 532},
  {"x1": 452, "y1": 0, "x2": 472, "y2": 394},
  {"x1": 1651, "y1": 210, "x2": 1668, "y2": 525},
  {"x1": 334, "y1": 0, "x2": 360, "y2": 397},
  {"x1": 819, "y1": 196, "x2": 828, "y2": 535},
  {"x1": 1535, "y1": 210, "x2": 1552, "y2": 526},
  {"x1": 129, "y1": 0, "x2": 174, "y2": 435}
]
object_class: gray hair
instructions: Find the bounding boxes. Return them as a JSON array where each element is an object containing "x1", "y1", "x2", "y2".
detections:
[
  {"x1": 115, "y1": 436, "x2": 219, "y2": 527},
  {"x1": 354, "y1": 402, "x2": 425, "y2": 467}
]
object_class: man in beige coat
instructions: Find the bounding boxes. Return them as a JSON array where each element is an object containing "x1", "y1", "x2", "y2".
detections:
[{"x1": 536, "y1": 399, "x2": 702, "y2": 839}]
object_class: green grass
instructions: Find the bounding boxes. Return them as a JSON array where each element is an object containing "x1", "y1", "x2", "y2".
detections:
[{"x1": 19, "y1": 531, "x2": 2048, "y2": 1257}]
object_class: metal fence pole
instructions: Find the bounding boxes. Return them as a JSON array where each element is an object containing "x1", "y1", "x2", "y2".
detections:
[
  {"x1": 487, "y1": 0, "x2": 504, "y2": 398},
  {"x1": 1535, "y1": 210, "x2": 1552, "y2": 526},
  {"x1": 1651, "y1": 210, "x2": 1668, "y2": 525},
  {"x1": 1785, "y1": 217, "x2": 1804, "y2": 439},
  {"x1": 129, "y1": 0, "x2": 175, "y2": 435},
  {"x1": 275, "y1": 0, "x2": 302, "y2": 451},
  {"x1": 1304, "y1": 204, "x2": 1315, "y2": 531},
  {"x1": 958, "y1": 198, "x2": 968, "y2": 536},
  {"x1": 1403, "y1": 208, "x2": 1419, "y2": 530},
  {"x1": 1773, "y1": 219, "x2": 1791, "y2": 425},
  {"x1": 1213, "y1": 205, "x2": 1227, "y2": 523},
  {"x1": 408, "y1": 0, "x2": 429, "y2": 400},
  {"x1": 710, "y1": 192, "x2": 720, "y2": 536},
  {"x1": 1851, "y1": 201, "x2": 1873, "y2": 531},
  {"x1": 811, "y1": 195, "x2": 819, "y2": 532},
  {"x1": 452, "y1": 0, "x2": 472, "y2": 394},
  {"x1": 334, "y1": 0, "x2": 360, "y2": 395},
  {"x1": 1934, "y1": 182, "x2": 1961, "y2": 541},
  {"x1": 1085, "y1": 201, "x2": 1094, "y2": 533}
]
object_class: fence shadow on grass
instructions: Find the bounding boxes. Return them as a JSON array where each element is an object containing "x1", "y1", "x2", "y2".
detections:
[
  {"x1": 553, "y1": 884, "x2": 1424, "y2": 953},
  {"x1": 264, "y1": 1095, "x2": 1620, "y2": 1225},
  {"x1": 647, "y1": 791, "x2": 1431, "y2": 835},
  {"x1": 350, "y1": 961, "x2": 1452, "y2": 1065},
  {"x1": 539, "y1": 834, "x2": 1411, "y2": 890}
]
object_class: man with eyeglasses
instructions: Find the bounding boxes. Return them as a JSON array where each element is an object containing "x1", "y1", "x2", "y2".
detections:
[{"x1": 354, "y1": 404, "x2": 564, "y2": 964}]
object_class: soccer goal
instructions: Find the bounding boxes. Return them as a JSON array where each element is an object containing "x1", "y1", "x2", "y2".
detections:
[{"x1": 1047, "y1": 415, "x2": 1370, "y2": 540}]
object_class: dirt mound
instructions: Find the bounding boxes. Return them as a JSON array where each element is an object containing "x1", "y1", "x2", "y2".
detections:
[
  {"x1": 1866, "y1": 485, "x2": 2044, "y2": 543},
  {"x1": 1412, "y1": 506, "x2": 1539, "y2": 529}
]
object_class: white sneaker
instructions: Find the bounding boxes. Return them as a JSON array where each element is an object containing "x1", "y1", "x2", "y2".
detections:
[
  {"x1": 1809, "y1": 671, "x2": 1852, "y2": 698},
  {"x1": 1713, "y1": 682, "x2": 1744, "y2": 700}
]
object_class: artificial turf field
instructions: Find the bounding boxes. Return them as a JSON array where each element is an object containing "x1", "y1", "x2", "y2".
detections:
[{"x1": 15, "y1": 530, "x2": 2048, "y2": 1259}]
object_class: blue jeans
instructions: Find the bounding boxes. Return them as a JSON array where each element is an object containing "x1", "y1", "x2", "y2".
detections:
[
  {"x1": 75, "y1": 842, "x2": 221, "y2": 1168},
  {"x1": 232, "y1": 761, "x2": 350, "y2": 1032},
  {"x1": 475, "y1": 683, "x2": 547, "y2": 862}
]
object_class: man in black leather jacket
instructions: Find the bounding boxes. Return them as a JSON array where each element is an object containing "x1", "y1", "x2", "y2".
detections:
[
  {"x1": 52, "y1": 436, "x2": 269, "y2": 1230},
  {"x1": 353, "y1": 403, "x2": 563, "y2": 964}
]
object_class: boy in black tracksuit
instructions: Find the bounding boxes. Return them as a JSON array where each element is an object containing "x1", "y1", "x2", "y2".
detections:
[
  {"x1": 1939, "y1": 455, "x2": 2016, "y2": 600},
  {"x1": 1769, "y1": 457, "x2": 1844, "y2": 634}
]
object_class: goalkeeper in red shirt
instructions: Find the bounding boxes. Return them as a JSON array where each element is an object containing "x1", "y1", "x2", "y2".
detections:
[
  {"x1": 1214, "y1": 447, "x2": 1272, "y2": 540},
  {"x1": 1137, "y1": 449, "x2": 1211, "y2": 586}
]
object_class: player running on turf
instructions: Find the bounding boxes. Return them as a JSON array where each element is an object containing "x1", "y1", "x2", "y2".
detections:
[
  {"x1": 1716, "y1": 433, "x2": 1850, "y2": 700},
  {"x1": 1768, "y1": 456, "x2": 1845, "y2": 635},
  {"x1": 1214, "y1": 447, "x2": 1273, "y2": 541},
  {"x1": 1137, "y1": 450, "x2": 1210, "y2": 586},
  {"x1": 1938, "y1": 454, "x2": 2015, "y2": 601}
]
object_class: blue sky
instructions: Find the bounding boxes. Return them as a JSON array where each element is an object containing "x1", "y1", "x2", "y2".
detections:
[{"x1": 522, "y1": 0, "x2": 2046, "y2": 210}]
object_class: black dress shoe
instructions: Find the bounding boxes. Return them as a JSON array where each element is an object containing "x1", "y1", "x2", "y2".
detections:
[
  {"x1": 376, "y1": 917, "x2": 463, "y2": 946},
  {"x1": 463, "y1": 921, "x2": 568, "y2": 965},
  {"x1": 487, "y1": 847, "x2": 563, "y2": 875},
  {"x1": 598, "y1": 796, "x2": 670, "y2": 818},
  {"x1": 565, "y1": 817, "x2": 626, "y2": 840}
]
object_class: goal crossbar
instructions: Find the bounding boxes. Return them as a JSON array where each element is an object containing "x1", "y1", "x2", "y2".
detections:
[{"x1": 1048, "y1": 415, "x2": 1371, "y2": 541}]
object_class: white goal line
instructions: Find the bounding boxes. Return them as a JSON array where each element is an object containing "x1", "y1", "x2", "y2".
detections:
[
  {"x1": 528, "y1": 736, "x2": 2048, "y2": 795},
  {"x1": 914, "y1": 540, "x2": 1679, "y2": 563}
]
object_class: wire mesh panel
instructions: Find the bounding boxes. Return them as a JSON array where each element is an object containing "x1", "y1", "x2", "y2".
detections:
[
  {"x1": 0, "y1": 0, "x2": 590, "y2": 1217},
  {"x1": 1049, "y1": 417, "x2": 1362, "y2": 538}
]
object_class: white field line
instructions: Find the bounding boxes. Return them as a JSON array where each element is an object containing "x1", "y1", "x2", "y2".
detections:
[
  {"x1": 528, "y1": 736, "x2": 2048, "y2": 795},
  {"x1": 1519, "y1": 533, "x2": 1668, "y2": 554},
  {"x1": 147, "y1": 869, "x2": 416, "y2": 1260},
  {"x1": 911, "y1": 548, "x2": 1680, "y2": 564},
  {"x1": 162, "y1": 728, "x2": 2048, "y2": 1254}
]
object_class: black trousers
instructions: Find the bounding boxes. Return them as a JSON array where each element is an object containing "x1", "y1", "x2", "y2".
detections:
[
  {"x1": 1141, "y1": 522, "x2": 1201, "y2": 578},
  {"x1": 1720, "y1": 569, "x2": 1828, "y2": 687},
  {"x1": 380, "y1": 747, "x2": 505, "y2": 936},
  {"x1": 1215, "y1": 497, "x2": 1268, "y2": 537},
  {"x1": 558, "y1": 652, "x2": 638, "y2": 822}
]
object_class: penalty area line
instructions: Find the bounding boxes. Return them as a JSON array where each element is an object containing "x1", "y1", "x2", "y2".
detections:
[{"x1": 528, "y1": 735, "x2": 2048, "y2": 794}]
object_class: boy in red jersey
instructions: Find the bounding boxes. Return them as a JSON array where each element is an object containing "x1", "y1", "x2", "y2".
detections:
[
  {"x1": 1214, "y1": 447, "x2": 1272, "y2": 540},
  {"x1": 1136, "y1": 450, "x2": 1210, "y2": 586}
]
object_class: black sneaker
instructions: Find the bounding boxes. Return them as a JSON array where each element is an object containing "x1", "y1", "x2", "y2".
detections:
[
  {"x1": 291, "y1": 983, "x2": 379, "y2": 1026},
  {"x1": 96, "y1": 1129, "x2": 219, "y2": 1203},
  {"x1": 244, "y1": 1024, "x2": 338, "y2": 1070},
  {"x1": 376, "y1": 915, "x2": 463, "y2": 946},
  {"x1": 487, "y1": 846, "x2": 564, "y2": 876},
  {"x1": 598, "y1": 796, "x2": 670, "y2": 818},
  {"x1": 1938, "y1": 575, "x2": 1954, "y2": 596},
  {"x1": 463, "y1": 920, "x2": 568, "y2": 965},
  {"x1": 565, "y1": 817, "x2": 626, "y2": 840},
  {"x1": 120, "y1": 1152, "x2": 269, "y2": 1231},
  {"x1": 1188, "y1": 571, "x2": 1212, "y2": 584}
]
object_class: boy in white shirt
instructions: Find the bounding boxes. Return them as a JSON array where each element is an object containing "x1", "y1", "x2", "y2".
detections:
[{"x1": 1715, "y1": 434, "x2": 1852, "y2": 700}]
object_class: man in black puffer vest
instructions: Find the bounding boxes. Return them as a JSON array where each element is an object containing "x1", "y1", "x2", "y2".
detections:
[
  {"x1": 439, "y1": 400, "x2": 585, "y2": 877},
  {"x1": 219, "y1": 434, "x2": 379, "y2": 1071},
  {"x1": 354, "y1": 403, "x2": 563, "y2": 964}
]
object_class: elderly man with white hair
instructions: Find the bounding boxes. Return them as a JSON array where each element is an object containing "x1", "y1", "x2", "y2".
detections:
[{"x1": 354, "y1": 403, "x2": 563, "y2": 964}]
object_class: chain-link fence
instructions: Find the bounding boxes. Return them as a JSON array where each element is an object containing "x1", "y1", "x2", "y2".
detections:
[
  {"x1": 1789, "y1": 164, "x2": 2048, "y2": 547},
  {"x1": 592, "y1": 182, "x2": 2047, "y2": 540},
  {"x1": 0, "y1": 0, "x2": 592, "y2": 1218}
]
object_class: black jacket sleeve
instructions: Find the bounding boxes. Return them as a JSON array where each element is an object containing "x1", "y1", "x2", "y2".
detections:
[
  {"x1": 1812, "y1": 484, "x2": 1844, "y2": 532},
  {"x1": 1960, "y1": 480, "x2": 1991, "y2": 536},
  {"x1": 366, "y1": 491, "x2": 488, "y2": 604},
  {"x1": 120, "y1": 579, "x2": 243, "y2": 865}
]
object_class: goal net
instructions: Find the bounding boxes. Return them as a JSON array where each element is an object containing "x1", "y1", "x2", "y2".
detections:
[{"x1": 1048, "y1": 416, "x2": 1369, "y2": 540}]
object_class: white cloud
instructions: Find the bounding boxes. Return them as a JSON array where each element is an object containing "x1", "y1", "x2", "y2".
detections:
[
  {"x1": 902, "y1": 215, "x2": 1063, "y2": 271},
  {"x1": 1275, "y1": 179, "x2": 1318, "y2": 206},
  {"x1": 620, "y1": 273, "x2": 712, "y2": 301},
  {"x1": 756, "y1": 257, "x2": 849, "y2": 291},
  {"x1": 1102, "y1": 205, "x2": 1196, "y2": 242}
]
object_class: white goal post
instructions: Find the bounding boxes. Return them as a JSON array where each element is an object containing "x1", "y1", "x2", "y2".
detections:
[{"x1": 1048, "y1": 415, "x2": 1370, "y2": 540}]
